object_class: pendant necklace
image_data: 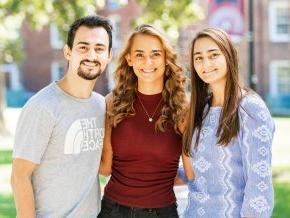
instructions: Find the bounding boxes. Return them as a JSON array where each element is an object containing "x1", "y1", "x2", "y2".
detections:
[{"x1": 137, "y1": 94, "x2": 162, "y2": 122}]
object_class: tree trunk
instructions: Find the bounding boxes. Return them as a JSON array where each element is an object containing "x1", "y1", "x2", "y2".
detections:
[{"x1": 0, "y1": 72, "x2": 7, "y2": 134}]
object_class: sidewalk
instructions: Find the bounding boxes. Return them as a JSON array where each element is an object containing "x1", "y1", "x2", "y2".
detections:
[{"x1": 175, "y1": 185, "x2": 189, "y2": 216}]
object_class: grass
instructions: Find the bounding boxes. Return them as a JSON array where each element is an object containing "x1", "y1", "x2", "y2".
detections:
[
  {"x1": 272, "y1": 182, "x2": 290, "y2": 218},
  {"x1": 0, "y1": 150, "x2": 12, "y2": 165},
  {"x1": 1, "y1": 153, "x2": 290, "y2": 218},
  {"x1": 1, "y1": 120, "x2": 290, "y2": 218},
  {"x1": 99, "y1": 175, "x2": 109, "y2": 187},
  {"x1": 0, "y1": 174, "x2": 109, "y2": 217},
  {"x1": 1, "y1": 181, "x2": 289, "y2": 217},
  {"x1": 0, "y1": 177, "x2": 109, "y2": 218},
  {"x1": 0, "y1": 148, "x2": 110, "y2": 218},
  {"x1": 0, "y1": 194, "x2": 16, "y2": 218}
]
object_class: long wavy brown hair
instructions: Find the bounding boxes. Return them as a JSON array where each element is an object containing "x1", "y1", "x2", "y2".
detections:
[
  {"x1": 183, "y1": 27, "x2": 242, "y2": 155},
  {"x1": 110, "y1": 24, "x2": 186, "y2": 133}
]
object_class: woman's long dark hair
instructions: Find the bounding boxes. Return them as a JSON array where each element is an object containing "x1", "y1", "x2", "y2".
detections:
[{"x1": 183, "y1": 27, "x2": 242, "y2": 155}]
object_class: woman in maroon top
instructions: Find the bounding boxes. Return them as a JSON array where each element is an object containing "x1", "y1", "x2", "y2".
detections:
[{"x1": 98, "y1": 24, "x2": 193, "y2": 218}]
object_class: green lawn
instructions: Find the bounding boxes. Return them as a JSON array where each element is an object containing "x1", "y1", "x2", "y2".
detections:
[
  {"x1": 0, "y1": 150, "x2": 12, "y2": 165},
  {"x1": 0, "y1": 194, "x2": 16, "y2": 218},
  {"x1": 272, "y1": 182, "x2": 290, "y2": 218},
  {"x1": 1, "y1": 160, "x2": 289, "y2": 218},
  {"x1": 0, "y1": 149, "x2": 110, "y2": 218},
  {"x1": 1, "y1": 181, "x2": 289, "y2": 217},
  {"x1": 0, "y1": 118, "x2": 290, "y2": 218}
]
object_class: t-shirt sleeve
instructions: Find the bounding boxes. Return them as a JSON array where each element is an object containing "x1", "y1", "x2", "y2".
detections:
[
  {"x1": 13, "y1": 102, "x2": 55, "y2": 164},
  {"x1": 239, "y1": 95, "x2": 275, "y2": 218}
]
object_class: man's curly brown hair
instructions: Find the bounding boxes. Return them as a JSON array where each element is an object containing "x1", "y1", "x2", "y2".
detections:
[{"x1": 110, "y1": 24, "x2": 186, "y2": 133}]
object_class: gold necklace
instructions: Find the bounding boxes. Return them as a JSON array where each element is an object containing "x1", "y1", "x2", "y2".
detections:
[{"x1": 136, "y1": 94, "x2": 162, "y2": 122}]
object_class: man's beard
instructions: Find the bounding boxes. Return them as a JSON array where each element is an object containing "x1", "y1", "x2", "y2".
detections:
[{"x1": 77, "y1": 59, "x2": 102, "y2": 80}]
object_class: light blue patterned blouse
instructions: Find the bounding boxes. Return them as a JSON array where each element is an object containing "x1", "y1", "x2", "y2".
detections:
[{"x1": 179, "y1": 94, "x2": 275, "y2": 218}]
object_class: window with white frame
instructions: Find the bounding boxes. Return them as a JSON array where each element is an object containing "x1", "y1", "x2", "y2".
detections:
[
  {"x1": 270, "y1": 60, "x2": 290, "y2": 96},
  {"x1": 107, "y1": 0, "x2": 128, "y2": 10},
  {"x1": 50, "y1": 24, "x2": 64, "y2": 49},
  {"x1": 51, "y1": 61, "x2": 65, "y2": 81},
  {"x1": 269, "y1": 1, "x2": 290, "y2": 42}
]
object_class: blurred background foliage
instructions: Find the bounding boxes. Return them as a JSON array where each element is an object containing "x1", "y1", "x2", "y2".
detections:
[{"x1": 0, "y1": 0, "x2": 202, "y2": 64}]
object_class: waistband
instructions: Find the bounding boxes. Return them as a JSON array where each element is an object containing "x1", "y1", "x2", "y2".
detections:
[{"x1": 102, "y1": 196, "x2": 177, "y2": 212}]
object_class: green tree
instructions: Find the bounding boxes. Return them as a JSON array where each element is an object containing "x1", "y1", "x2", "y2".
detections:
[
  {"x1": 0, "y1": 0, "x2": 204, "y2": 63},
  {"x1": 0, "y1": 0, "x2": 204, "y2": 133},
  {"x1": 0, "y1": 0, "x2": 103, "y2": 134},
  {"x1": 0, "y1": 72, "x2": 7, "y2": 133},
  {"x1": 0, "y1": 14, "x2": 24, "y2": 134},
  {"x1": 135, "y1": 0, "x2": 204, "y2": 40},
  {"x1": 0, "y1": 0, "x2": 103, "y2": 57}
]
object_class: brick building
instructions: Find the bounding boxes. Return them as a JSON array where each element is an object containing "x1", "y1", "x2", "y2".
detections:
[
  {"x1": 254, "y1": 0, "x2": 290, "y2": 114},
  {"x1": 8, "y1": 0, "x2": 290, "y2": 114},
  {"x1": 17, "y1": 0, "x2": 142, "y2": 97}
]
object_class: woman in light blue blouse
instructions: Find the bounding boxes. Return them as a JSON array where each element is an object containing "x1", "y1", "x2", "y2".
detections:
[{"x1": 179, "y1": 28, "x2": 275, "y2": 218}]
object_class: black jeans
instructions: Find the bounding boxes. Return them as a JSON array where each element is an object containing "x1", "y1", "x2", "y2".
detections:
[{"x1": 97, "y1": 197, "x2": 179, "y2": 218}]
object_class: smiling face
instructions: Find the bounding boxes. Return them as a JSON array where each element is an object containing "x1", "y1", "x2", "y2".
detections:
[
  {"x1": 64, "y1": 26, "x2": 112, "y2": 80},
  {"x1": 126, "y1": 34, "x2": 166, "y2": 90},
  {"x1": 193, "y1": 37, "x2": 227, "y2": 88}
]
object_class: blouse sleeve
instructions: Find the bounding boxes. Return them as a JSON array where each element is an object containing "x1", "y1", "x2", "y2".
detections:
[{"x1": 239, "y1": 95, "x2": 275, "y2": 218}]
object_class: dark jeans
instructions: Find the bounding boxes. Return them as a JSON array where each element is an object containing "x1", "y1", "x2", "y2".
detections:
[{"x1": 97, "y1": 197, "x2": 179, "y2": 218}]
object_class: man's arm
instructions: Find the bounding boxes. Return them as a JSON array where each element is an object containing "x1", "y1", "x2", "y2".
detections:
[
  {"x1": 98, "y1": 119, "x2": 113, "y2": 176},
  {"x1": 11, "y1": 158, "x2": 38, "y2": 218},
  {"x1": 98, "y1": 94, "x2": 113, "y2": 176}
]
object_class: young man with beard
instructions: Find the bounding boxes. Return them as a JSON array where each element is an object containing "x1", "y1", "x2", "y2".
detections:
[{"x1": 11, "y1": 15, "x2": 112, "y2": 218}]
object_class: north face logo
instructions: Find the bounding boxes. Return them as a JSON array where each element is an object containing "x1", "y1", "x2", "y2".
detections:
[{"x1": 64, "y1": 118, "x2": 104, "y2": 154}]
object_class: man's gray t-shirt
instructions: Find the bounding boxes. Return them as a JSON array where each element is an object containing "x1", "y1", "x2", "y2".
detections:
[{"x1": 13, "y1": 82, "x2": 105, "y2": 218}]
